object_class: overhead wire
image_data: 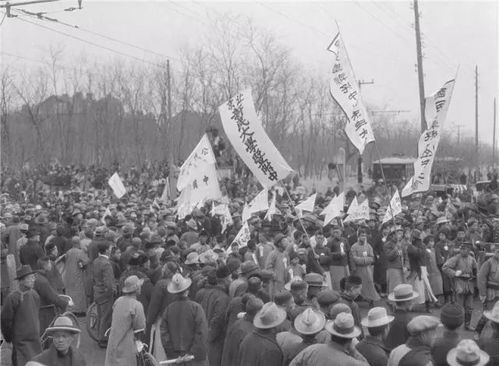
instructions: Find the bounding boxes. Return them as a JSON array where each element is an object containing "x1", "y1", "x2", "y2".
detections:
[
  {"x1": 15, "y1": 15, "x2": 168, "y2": 69},
  {"x1": 12, "y1": 8, "x2": 178, "y2": 61}
]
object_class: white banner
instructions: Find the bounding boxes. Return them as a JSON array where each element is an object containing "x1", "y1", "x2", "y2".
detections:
[
  {"x1": 327, "y1": 33, "x2": 375, "y2": 154},
  {"x1": 108, "y1": 172, "x2": 126, "y2": 199},
  {"x1": 402, "y1": 79, "x2": 455, "y2": 197},
  {"x1": 382, "y1": 190, "x2": 402, "y2": 224},
  {"x1": 344, "y1": 197, "x2": 370, "y2": 222},
  {"x1": 232, "y1": 222, "x2": 251, "y2": 248},
  {"x1": 176, "y1": 163, "x2": 222, "y2": 219},
  {"x1": 242, "y1": 203, "x2": 251, "y2": 224},
  {"x1": 177, "y1": 134, "x2": 217, "y2": 191},
  {"x1": 218, "y1": 90, "x2": 294, "y2": 188},
  {"x1": 321, "y1": 192, "x2": 345, "y2": 226}
]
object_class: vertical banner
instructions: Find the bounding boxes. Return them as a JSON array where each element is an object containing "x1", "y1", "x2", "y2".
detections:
[
  {"x1": 177, "y1": 134, "x2": 217, "y2": 191},
  {"x1": 402, "y1": 79, "x2": 456, "y2": 197},
  {"x1": 218, "y1": 90, "x2": 294, "y2": 188},
  {"x1": 108, "y1": 172, "x2": 126, "y2": 199},
  {"x1": 382, "y1": 190, "x2": 402, "y2": 224},
  {"x1": 327, "y1": 33, "x2": 375, "y2": 154}
]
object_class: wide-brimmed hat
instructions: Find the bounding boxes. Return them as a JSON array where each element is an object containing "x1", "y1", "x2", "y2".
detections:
[
  {"x1": 253, "y1": 302, "x2": 287, "y2": 329},
  {"x1": 167, "y1": 273, "x2": 192, "y2": 294},
  {"x1": 122, "y1": 275, "x2": 144, "y2": 294},
  {"x1": 388, "y1": 284, "x2": 419, "y2": 302},
  {"x1": 185, "y1": 252, "x2": 200, "y2": 265},
  {"x1": 199, "y1": 250, "x2": 218, "y2": 264},
  {"x1": 295, "y1": 308, "x2": 326, "y2": 335},
  {"x1": 484, "y1": 300, "x2": 499, "y2": 323},
  {"x1": 447, "y1": 340, "x2": 490, "y2": 366},
  {"x1": 45, "y1": 315, "x2": 81, "y2": 334},
  {"x1": 325, "y1": 312, "x2": 361, "y2": 339},
  {"x1": 361, "y1": 307, "x2": 394, "y2": 328},
  {"x1": 16, "y1": 265, "x2": 35, "y2": 280}
]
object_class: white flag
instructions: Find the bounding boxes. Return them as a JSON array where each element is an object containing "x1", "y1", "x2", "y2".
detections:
[
  {"x1": 382, "y1": 190, "x2": 402, "y2": 224},
  {"x1": 295, "y1": 193, "x2": 316, "y2": 213},
  {"x1": 321, "y1": 192, "x2": 345, "y2": 226},
  {"x1": 218, "y1": 90, "x2": 294, "y2": 188},
  {"x1": 176, "y1": 163, "x2": 222, "y2": 219},
  {"x1": 177, "y1": 134, "x2": 217, "y2": 191},
  {"x1": 231, "y1": 222, "x2": 251, "y2": 249},
  {"x1": 248, "y1": 189, "x2": 269, "y2": 214},
  {"x1": 402, "y1": 79, "x2": 456, "y2": 197},
  {"x1": 327, "y1": 33, "x2": 375, "y2": 154},
  {"x1": 265, "y1": 192, "x2": 277, "y2": 221},
  {"x1": 242, "y1": 203, "x2": 251, "y2": 224},
  {"x1": 344, "y1": 197, "x2": 370, "y2": 222},
  {"x1": 108, "y1": 172, "x2": 126, "y2": 199}
]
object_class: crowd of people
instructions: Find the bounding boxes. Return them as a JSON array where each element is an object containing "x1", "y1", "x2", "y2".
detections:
[{"x1": 0, "y1": 168, "x2": 499, "y2": 366}]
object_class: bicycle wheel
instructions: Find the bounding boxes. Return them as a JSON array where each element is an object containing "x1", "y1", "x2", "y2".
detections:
[{"x1": 86, "y1": 302, "x2": 100, "y2": 342}]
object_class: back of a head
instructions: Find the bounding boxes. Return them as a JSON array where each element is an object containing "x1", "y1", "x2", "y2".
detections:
[
  {"x1": 440, "y1": 303, "x2": 464, "y2": 330},
  {"x1": 97, "y1": 242, "x2": 110, "y2": 254}
]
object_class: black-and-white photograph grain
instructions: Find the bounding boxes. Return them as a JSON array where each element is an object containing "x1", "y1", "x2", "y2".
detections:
[{"x1": 1, "y1": 1, "x2": 498, "y2": 365}]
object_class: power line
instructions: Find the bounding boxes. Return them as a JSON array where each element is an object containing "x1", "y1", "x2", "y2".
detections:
[
  {"x1": 13, "y1": 8, "x2": 178, "y2": 61},
  {"x1": 15, "y1": 16, "x2": 168, "y2": 69}
]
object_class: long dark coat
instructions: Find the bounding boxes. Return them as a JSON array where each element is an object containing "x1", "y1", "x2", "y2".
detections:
[
  {"x1": 220, "y1": 316, "x2": 254, "y2": 366},
  {"x1": 195, "y1": 283, "x2": 230, "y2": 366},
  {"x1": 34, "y1": 270, "x2": 68, "y2": 335},
  {"x1": 239, "y1": 329, "x2": 283, "y2": 366},
  {"x1": 385, "y1": 309, "x2": 415, "y2": 351},
  {"x1": 160, "y1": 297, "x2": 208, "y2": 362},
  {"x1": 356, "y1": 335, "x2": 390, "y2": 366},
  {"x1": 0, "y1": 289, "x2": 42, "y2": 366},
  {"x1": 431, "y1": 329, "x2": 461, "y2": 366}
]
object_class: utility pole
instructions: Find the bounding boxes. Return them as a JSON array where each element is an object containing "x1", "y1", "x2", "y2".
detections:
[
  {"x1": 413, "y1": 0, "x2": 426, "y2": 133},
  {"x1": 475, "y1": 66, "x2": 479, "y2": 164},
  {"x1": 493, "y1": 97, "x2": 497, "y2": 167},
  {"x1": 455, "y1": 124, "x2": 464, "y2": 145},
  {"x1": 357, "y1": 79, "x2": 374, "y2": 184}
]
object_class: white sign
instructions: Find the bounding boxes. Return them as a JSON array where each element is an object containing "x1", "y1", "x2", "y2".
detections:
[
  {"x1": 218, "y1": 90, "x2": 294, "y2": 188},
  {"x1": 382, "y1": 190, "x2": 402, "y2": 224},
  {"x1": 248, "y1": 189, "x2": 269, "y2": 214},
  {"x1": 108, "y1": 172, "x2": 126, "y2": 199},
  {"x1": 402, "y1": 79, "x2": 455, "y2": 197},
  {"x1": 327, "y1": 33, "x2": 375, "y2": 154},
  {"x1": 177, "y1": 134, "x2": 217, "y2": 191}
]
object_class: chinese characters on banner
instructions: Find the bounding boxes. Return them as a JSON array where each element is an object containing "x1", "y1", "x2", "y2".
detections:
[
  {"x1": 218, "y1": 90, "x2": 294, "y2": 188},
  {"x1": 327, "y1": 33, "x2": 375, "y2": 154},
  {"x1": 177, "y1": 134, "x2": 217, "y2": 191},
  {"x1": 108, "y1": 172, "x2": 126, "y2": 198},
  {"x1": 402, "y1": 79, "x2": 456, "y2": 197},
  {"x1": 382, "y1": 190, "x2": 402, "y2": 224},
  {"x1": 344, "y1": 197, "x2": 370, "y2": 222},
  {"x1": 231, "y1": 222, "x2": 251, "y2": 249}
]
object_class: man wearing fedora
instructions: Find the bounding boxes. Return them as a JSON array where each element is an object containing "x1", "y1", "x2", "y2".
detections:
[
  {"x1": 1, "y1": 265, "x2": 42, "y2": 366},
  {"x1": 357, "y1": 307, "x2": 394, "y2": 366},
  {"x1": 384, "y1": 226, "x2": 407, "y2": 293},
  {"x1": 161, "y1": 273, "x2": 208, "y2": 366},
  {"x1": 238, "y1": 302, "x2": 286, "y2": 366},
  {"x1": 387, "y1": 315, "x2": 439, "y2": 366},
  {"x1": 265, "y1": 233, "x2": 291, "y2": 297},
  {"x1": 442, "y1": 243, "x2": 478, "y2": 330},
  {"x1": 105, "y1": 275, "x2": 146, "y2": 366},
  {"x1": 283, "y1": 308, "x2": 326, "y2": 366},
  {"x1": 478, "y1": 300, "x2": 499, "y2": 365},
  {"x1": 290, "y1": 312, "x2": 368, "y2": 366},
  {"x1": 447, "y1": 340, "x2": 489, "y2": 366},
  {"x1": 19, "y1": 229, "x2": 44, "y2": 270},
  {"x1": 31, "y1": 315, "x2": 86, "y2": 366},
  {"x1": 385, "y1": 284, "x2": 419, "y2": 350}
]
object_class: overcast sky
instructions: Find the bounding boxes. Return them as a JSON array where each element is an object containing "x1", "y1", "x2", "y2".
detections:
[{"x1": 2, "y1": 0, "x2": 498, "y2": 146}]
